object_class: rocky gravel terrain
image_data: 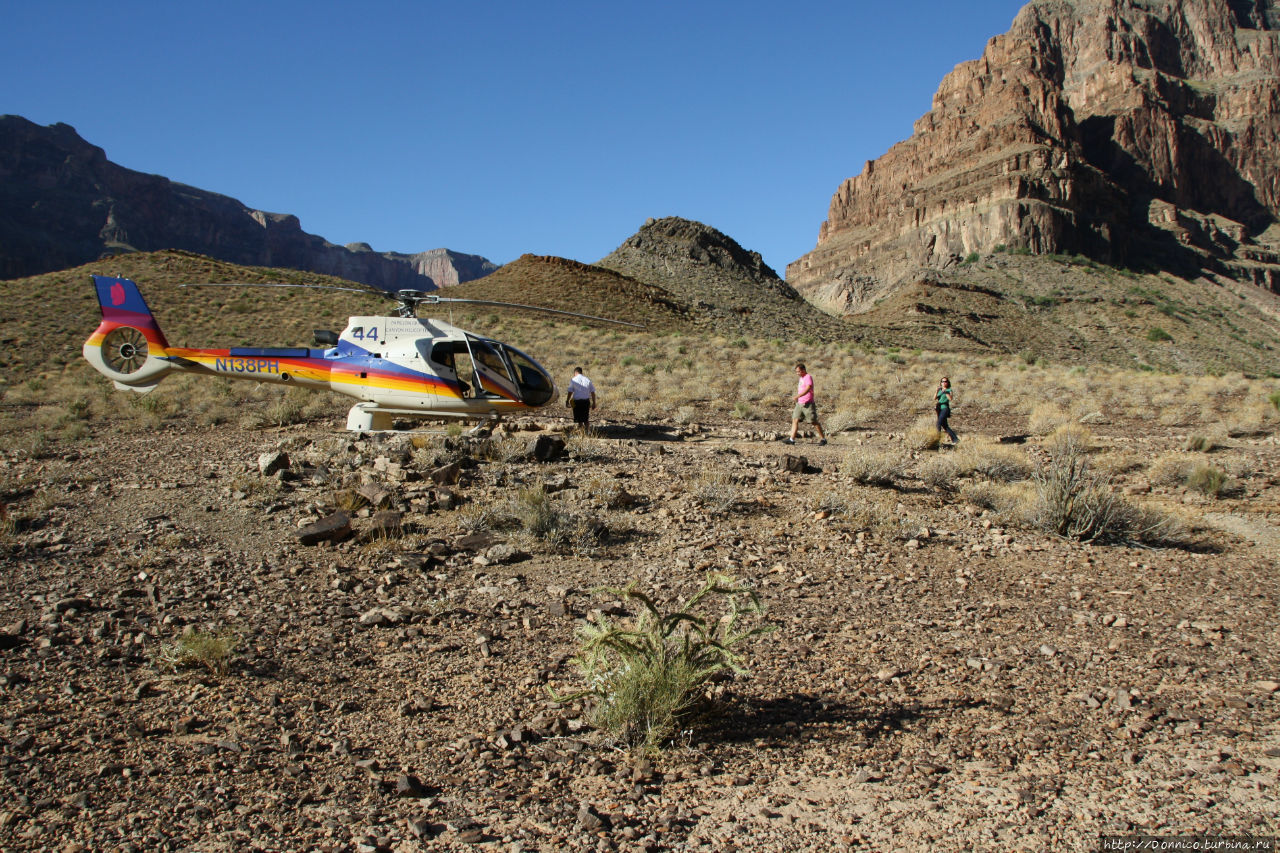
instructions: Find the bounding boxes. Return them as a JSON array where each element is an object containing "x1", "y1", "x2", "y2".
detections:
[{"x1": 1, "y1": 410, "x2": 1278, "y2": 852}]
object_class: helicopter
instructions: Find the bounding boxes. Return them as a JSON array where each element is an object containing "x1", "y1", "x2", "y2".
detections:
[{"x1": 82, "y1": 275, "x2": 637, "y2": 431}]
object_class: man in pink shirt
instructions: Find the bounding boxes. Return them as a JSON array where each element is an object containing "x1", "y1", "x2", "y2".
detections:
[{"x1": 786, "y1": 362, "x2": 827, "y2": 446}]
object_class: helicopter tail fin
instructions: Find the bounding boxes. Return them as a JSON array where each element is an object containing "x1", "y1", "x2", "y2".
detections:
[{"x1": 82, "y1": 276, "x2": 176, "y2": 392}]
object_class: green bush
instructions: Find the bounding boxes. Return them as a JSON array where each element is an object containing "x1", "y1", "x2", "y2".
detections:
[
  {"x1": 558, "y1": 574, "x2": 773, "y2": 752},
  {"x1": 1186, "y1": 464, "x2": 1227, "y2": 498},
  {"x1": 155, "y1": 630, "x2": 239, "y2": 676},
  {"x1": 1147, "y1": 327, "x2": 1173, "y2": 342}
]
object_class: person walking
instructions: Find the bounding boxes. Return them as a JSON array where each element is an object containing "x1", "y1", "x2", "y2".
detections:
[
  {"x1": 935, "y1": 376, "x2": 958, "y2": 444},
  {"x1": 786, "y1": 362, "x2": 826, "y2": 445},
  {"x1": 567, "y1": 366, "x2": 596, "y2": 429}
]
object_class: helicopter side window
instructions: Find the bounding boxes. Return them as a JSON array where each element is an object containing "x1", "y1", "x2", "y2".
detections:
[{"x1": 426, "y1": 341, "x2": 471, "y2": 397}]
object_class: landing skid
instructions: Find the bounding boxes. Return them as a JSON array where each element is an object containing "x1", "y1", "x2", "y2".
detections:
[{"x1": 345, "y1": 403, "x2": 502, "y2": 434}]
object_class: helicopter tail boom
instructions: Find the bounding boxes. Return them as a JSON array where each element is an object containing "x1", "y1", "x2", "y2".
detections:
[{"x1": 83, "y1": 276, "x2": 177, "y2": 392}]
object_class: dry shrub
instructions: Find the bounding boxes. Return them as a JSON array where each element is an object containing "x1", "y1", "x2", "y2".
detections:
[
  {"x1": 1184, "y1": 434, "x2": 1215, "y2": 452},
  {"x1": 905, "y1": 415, "x2": 942, "y2": 450},
  {"x1": 1047, "y1": 422, "x2": 1094, "y2": 450},
  {"x1": 456, "y1": 501, "x2": 501, "y2": 533},
  {"x1": 673, "y1": 406, "x2": 698, "y2": 425},
  {"x1": 1223, "y1": 404, "x2": 1272, "y2": 437},
  {"x1": 1148, "y1": 454, "x2": 1198, "y2": 487},
  {"x1": 1027, "y1": 429, "x2": 1181, "y2": 544},
  {"x1": 1028, "y1": 403, "x2": 1071, "y2": 435},
  {"x1": 691, "y1": 471, "x2": 741, "y2": 516},
  {"x1": 918, "y1": 440, "x2": 1030, "y2": 489},
  {"x1": 565, "y1": 431, "x2": 612, "y2": 461},
  {"x1": 917, "y1": 454, "x2": 959, "y2": 490},
  {"x1": 960, "y1": 481, "x2": 1031, "y2": 523},
  {"x1": 474, "y1": 436, "x2": 532, "y2": 463},
  {"x1": 1185, "y1": 463, "x2": 1229, "y2": 498},
  {"x1": 842, "y1": 447, "x2": 907, "y2": 487},
  {"x1": 824, "y1": 408, "x2": 862, "y2": 435}
]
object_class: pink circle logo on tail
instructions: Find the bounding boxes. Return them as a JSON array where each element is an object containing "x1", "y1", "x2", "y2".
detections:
[{"x1": 110, "y1": 282, "x2": 126, "y2": 306}]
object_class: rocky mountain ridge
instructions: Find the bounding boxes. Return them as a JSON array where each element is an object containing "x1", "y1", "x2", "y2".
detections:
[
  {"x1": 598, "y1": 217, "x2": 855, "y2": 341},
  {"x1": 0, "y1": 115, "x2": 494, "y2": 290},
  {"x1": 788, "y1": 0, "x2": 1280, "y2": 314}
]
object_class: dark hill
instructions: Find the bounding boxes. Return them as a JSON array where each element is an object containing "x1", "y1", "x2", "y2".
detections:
[
  {"x1": 447, "y1": 254, "x2": 693, "y2": 331},
  {"x1": 597, "y1": 217, "x2": 856, "y2": 342}
]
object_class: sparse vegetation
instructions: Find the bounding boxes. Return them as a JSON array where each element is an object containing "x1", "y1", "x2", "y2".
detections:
[
  {"x1": 558, "y1": 574, "x2": 773, "y2": 752},
  {"x1": 1186, "y1": 463, "x2": 1228, "y2": 498},
  {"x1": 1027, "y1": 429, "x2": 1177, "y2": 543},
  {"x1": 690, "y1": 471, "x2": 741, "y2": 516},
  {"x1": 1184, "y1": 434, "x2": 1215, "y2": 452},
  {"x1": 155, "y1": 629, "x2": 239, "y2": 676},
  {"x1": 842, "y1": 448, "x2": 907, "y2": 486}
]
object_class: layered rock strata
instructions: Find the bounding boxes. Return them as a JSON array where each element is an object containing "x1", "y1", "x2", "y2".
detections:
[{"x1": 788, "y1": 0, "x2": 1280, "y2": 313}]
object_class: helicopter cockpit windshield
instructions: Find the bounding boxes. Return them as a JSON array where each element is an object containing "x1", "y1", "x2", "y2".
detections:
[{"x1": 498, "y1": 343, "x2": 555, "y2": 407}]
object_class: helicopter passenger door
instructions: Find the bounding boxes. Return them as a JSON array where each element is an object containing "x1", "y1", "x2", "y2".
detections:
[
  {"x1": 463, "y1": 335, "x2": 520, "y2": 402},
  {"x1": 422, "y1": 340, "x2": 473, "y2": 402}
]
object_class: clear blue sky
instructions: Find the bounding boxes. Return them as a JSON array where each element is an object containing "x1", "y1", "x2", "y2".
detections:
[{"x1": 5, "y1": 0, "x2": 1025, "y2": 276}]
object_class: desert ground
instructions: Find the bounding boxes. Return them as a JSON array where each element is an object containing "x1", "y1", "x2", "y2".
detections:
[{"x1": 1, "y1": 329, "x2": 1278, "y2": 853}]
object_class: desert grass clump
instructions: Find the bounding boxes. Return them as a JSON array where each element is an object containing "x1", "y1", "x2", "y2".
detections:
[
  {"x1": 823, "y1": 408, "x2": 862, "y2": 435},
  {"x1": 673, "y1": 406, "x2": 698, "y2": 425},
  {"x1": 918, "y1": 442, "x2": 1031, "y2": 489},
  {"x1": 841, "y1": 448, "x2": 907, "y2": 487},
  {"x1": 1185, "y1": 463, "x2": 1228, "y2": 498},
  {"x1": 565, "y1": 429, "x2": 612, "y2": 462},
  {"x1": 1184, "y1": 434, "x2": 1216, "y2": 452},
  {"x1": 905, "y1": 416, "x2": 942, "y2": 451},
  {"x1": 691, "y1": 471, "x2": 741, "y2": 516},
  {"x1": 960, "y1": 481, "x2": 1029, "y2": 521},
  {"x1": 455, "y1": 501, "x2": 501, "y2": 534},
  {"x1": 507, "y1": 487, "x2": 603, "y2": 552},
  {"x1": 1148, "y1": 453, "x2": 1195, "y2": 487},
  {"x1": 509, "y1": 487, "x2": 564, "y2": 539},
  {"x1": 809, "y1": 492, "x2": 850, "y2": 518},
  {"x1": 965, "y1": 444, "x2": 1032, "y2": 482},
  {"x1": 1026, "y1": 429, "x2": 1173, "y2": 543},
  {"x1": 1269, "y1": 389, "x2": 1280, "y2": 415},
  {"x1": 917, "y1": 453, "x2": 960, "y2": 490},
  {"x1": 558, "y1": 574, "x2": 773, "y2": 752},
  {"x1": 1027, "y1": 402, "x2": 1072, "y2": 435},
  {"x1": 155, "y1": 629, "x2": 239, "y2": 676}
]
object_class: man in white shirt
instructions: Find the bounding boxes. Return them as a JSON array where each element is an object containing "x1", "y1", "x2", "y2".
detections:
[{"x1": 568, "y1": 366, "x2": 596, "y2": 428}]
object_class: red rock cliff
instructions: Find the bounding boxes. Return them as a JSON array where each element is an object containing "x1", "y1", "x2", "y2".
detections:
[{"x1": 788, "y1": 0, "x2": 1280, "y2": 312}]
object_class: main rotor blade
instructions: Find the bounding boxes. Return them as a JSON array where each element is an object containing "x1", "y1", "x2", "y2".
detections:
[
  {"x1": 179, "y1": 282, "x2": 390, "y2": 298},
  {"x1": 418, "y1": 295, "x2": 644, "y2": 328}
]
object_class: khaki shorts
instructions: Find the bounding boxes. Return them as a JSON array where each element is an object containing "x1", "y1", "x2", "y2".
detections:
[{"x1": 793, "y1": 401, "x2": 819, "y2": 423}]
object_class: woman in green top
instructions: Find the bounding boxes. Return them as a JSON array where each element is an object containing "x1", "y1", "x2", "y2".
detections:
[{"x1": 935, "y1": 377, "x2": 958, "y2": 444}]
